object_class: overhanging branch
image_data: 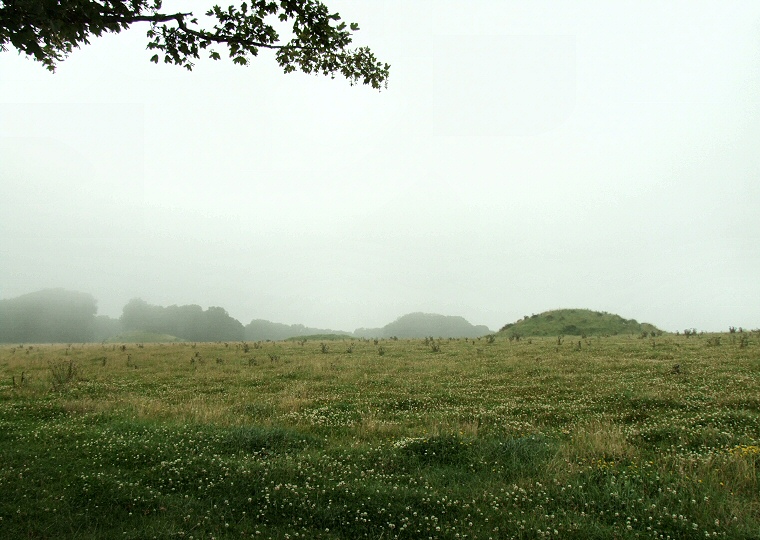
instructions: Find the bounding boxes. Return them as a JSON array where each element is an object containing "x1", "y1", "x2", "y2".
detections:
[
  {"x1": 174, "y1": 17, "x2": 286, "y2": 50},
  {"x1": 102, "y1": 12, "x2": 192, "y2": 25}
]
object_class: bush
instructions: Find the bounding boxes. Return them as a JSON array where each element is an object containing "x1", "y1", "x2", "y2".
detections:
[{"x1": 49, "y1": 359, "x2": 78, "y2": 391}]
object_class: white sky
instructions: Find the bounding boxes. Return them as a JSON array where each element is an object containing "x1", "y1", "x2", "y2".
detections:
[{"x1": 2, "y1": 1, "x2": 759, "y2": 332}]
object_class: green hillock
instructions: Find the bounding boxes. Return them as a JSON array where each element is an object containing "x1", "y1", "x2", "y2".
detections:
[{"x1": 498, "y1": 309, "x2": 661, "y2": 337}]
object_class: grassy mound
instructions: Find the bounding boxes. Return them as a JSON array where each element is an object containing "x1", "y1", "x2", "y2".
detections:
[
  {"x1": 354, "y1": 312, "x2": 491, "y2": 339},
  {"x1": 499, "y1": 308, "x2": 661, "y2": 337}
]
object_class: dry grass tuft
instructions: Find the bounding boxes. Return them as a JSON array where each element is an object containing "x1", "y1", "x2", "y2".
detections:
[{"x1": 549, "y1": 420, "x2": 638, "y2": 478}]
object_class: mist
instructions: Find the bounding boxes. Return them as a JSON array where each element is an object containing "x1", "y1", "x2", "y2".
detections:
[{"x1": 2, "y1": 2, "x2": 759, "y2": 333}]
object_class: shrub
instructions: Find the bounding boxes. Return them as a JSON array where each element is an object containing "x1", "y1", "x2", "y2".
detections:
[{"x1": 49, "y1": 359, "x2": 78, "y2": 391}]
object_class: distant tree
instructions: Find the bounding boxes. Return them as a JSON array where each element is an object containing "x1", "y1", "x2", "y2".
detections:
[
  {"x1": 202, "y1": 306, "x2": 244, "y2": 341},
  {"x1": 93, "y1": 315, "x2": 123, "y2": 342},
  {"x1": 0, "y1": 289, "x2": 97, "y2": 343},
  {"x1": 0, "y1": 0, "x2": 389, "y2": 88},
  {"x1": 120, "y1": 298, "x2": 162, "y2": 333},
  {"x1": 120, "y1": 298, "x2": 243, "y2": 341}
]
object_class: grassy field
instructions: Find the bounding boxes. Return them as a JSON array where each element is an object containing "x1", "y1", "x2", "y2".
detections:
[{"x1": 1, "y1": 333, "x2": 758, "y2": 539}]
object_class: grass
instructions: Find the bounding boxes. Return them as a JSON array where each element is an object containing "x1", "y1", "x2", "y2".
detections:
[
  {"x1": 0, "y1": 333, "x2": 758, "y2": 538},
  {"x1": 283, "y1": 334, "x2": 349, "y2": 342},
  {"x1": 105, "y1": 331, "x2": 185, "y2": 343}
]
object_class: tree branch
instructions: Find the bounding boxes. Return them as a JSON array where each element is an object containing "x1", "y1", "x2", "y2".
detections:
[
  {"x1": 102, "y1": 12, "x2": 192, "y2": 25},
  {"x1": 174, "y1": 16, "x2": 287, "y2": 50}
]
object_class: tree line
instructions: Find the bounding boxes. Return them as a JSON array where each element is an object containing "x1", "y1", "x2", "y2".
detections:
[
  {"x1": 0, "y1": 289, "x2": 494, "y2": 344},
  {"x1": 0, "y1": 289, "x2": 244, "y2": 343},
  {"x1": 0, "y1": 289, "x2": 98, "y2": 343},
  {"x1": 120, "y1": 298, "x2": 244, "y2": 342}
]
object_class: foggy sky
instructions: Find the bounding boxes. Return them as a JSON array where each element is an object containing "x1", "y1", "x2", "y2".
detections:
[{"x1": 2, "y1": 1, "x2": 759, "y2": 333}]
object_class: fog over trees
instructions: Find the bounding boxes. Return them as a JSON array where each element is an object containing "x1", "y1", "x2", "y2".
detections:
[
  {"x1": 0, "y1": 289, "x2": 497, "y2": 343},
  {"x1": 120, "y1": 299, "x2": 245, "y2": 342},
  {"x1": 0, "y1": 289, "x2": 97, "y2": 343},
  {"x1": 5, "y1": 290, "x2": 698, "y2": 344},
  {"x1": 245, "y1": 320, "x2": 351, "y2": 341}
]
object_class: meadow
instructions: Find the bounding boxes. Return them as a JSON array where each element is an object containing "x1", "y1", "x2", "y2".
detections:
[{"x1": 0, "y1": 333, "x2": 758, "y2": 539}]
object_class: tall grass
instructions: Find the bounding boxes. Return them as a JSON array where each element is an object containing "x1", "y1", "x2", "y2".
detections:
[{"x1": 0, "y1": 333, "x2": 758, "y2": 538}]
